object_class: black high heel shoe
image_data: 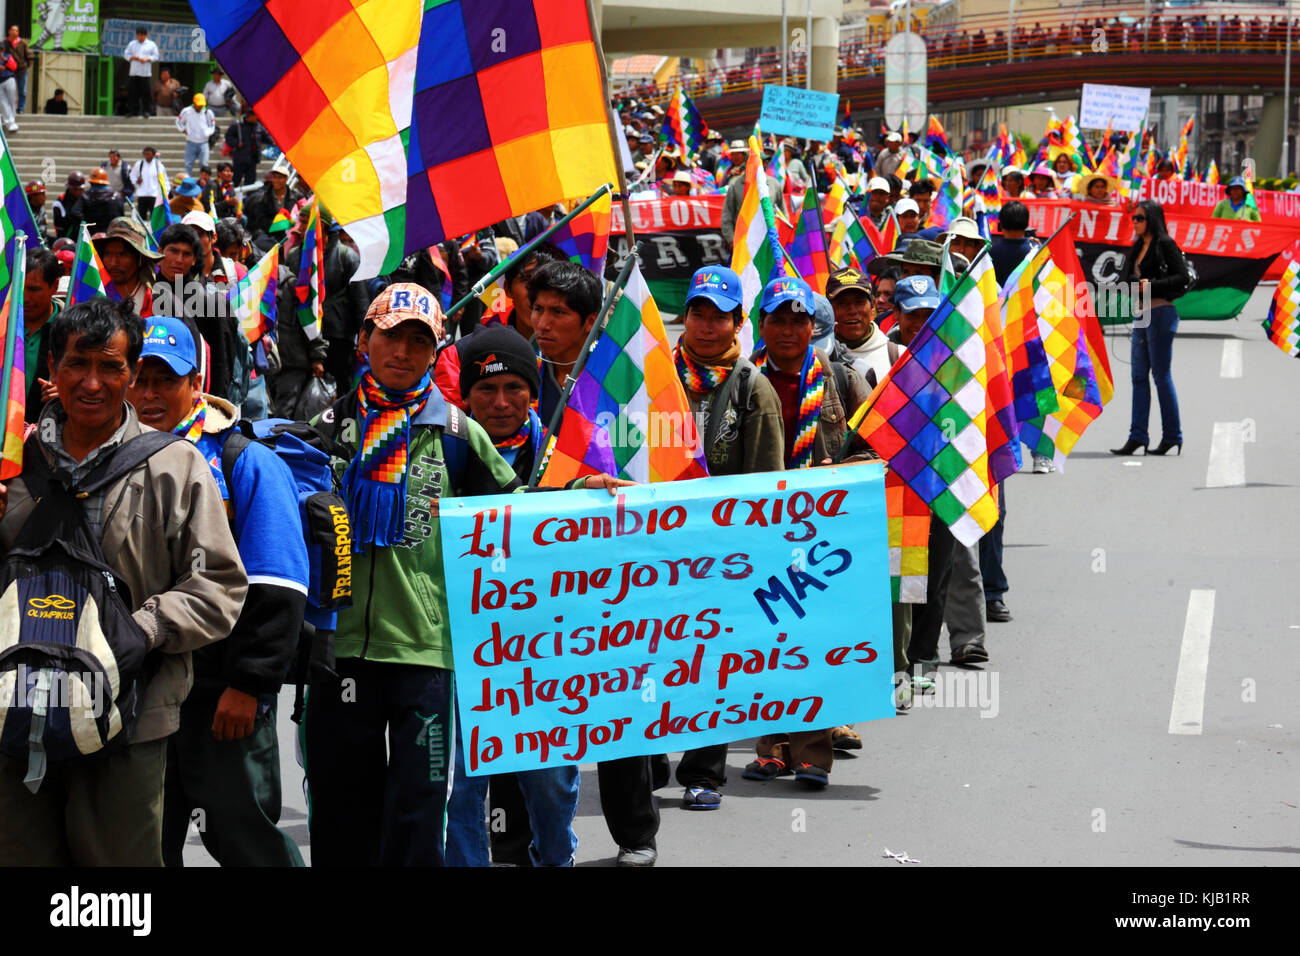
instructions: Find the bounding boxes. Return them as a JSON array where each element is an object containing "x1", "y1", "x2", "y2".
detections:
[
  {"x1": 1148, "y1": 440, "x2": 1183, "y2": 456},
  {"x1": 1109, "y1": 440, "x2": 1147, "y2": 456}
]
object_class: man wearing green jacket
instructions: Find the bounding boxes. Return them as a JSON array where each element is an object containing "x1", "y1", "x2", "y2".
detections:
[
  {"x1": 1211, "y1": 177, "x2": 1262, "y2": 221},
  {"x1": 303, "y1": 282, "x2": 620, "y2": 866}
]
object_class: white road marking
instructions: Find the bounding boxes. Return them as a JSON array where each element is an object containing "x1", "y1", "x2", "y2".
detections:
[
  {"x1": 1169, "y1": 590, "x2": 1215, "y2": 735},
  {"x1": 1206, "y1": 422, "x2": 1246, "y2": 488},
  {"x1": 1219, "y1": 340, "x2": 1243, "y2": 378}
]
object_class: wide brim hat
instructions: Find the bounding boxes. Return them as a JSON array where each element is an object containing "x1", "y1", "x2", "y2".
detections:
[
  {"x1": 94, "y1": 216, "x2": 162, "y2": 261},
  {"x1": 1082, "y1": 173, "x2": 1123, "y2": 196}
]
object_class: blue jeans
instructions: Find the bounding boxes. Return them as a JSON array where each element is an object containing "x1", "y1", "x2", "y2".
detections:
[
  {"x1": 184, "y1": 140, "x2": 210, "y2": 175},
  {"x1": 1128, "y1": 305, "x2": 1182, "y2": 446},
  {"x1": 446, "y1": 720, "x2": 579, "y2": 867}
]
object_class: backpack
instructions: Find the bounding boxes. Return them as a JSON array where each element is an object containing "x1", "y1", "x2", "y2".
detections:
[
  {"x1": 0, "y1": 431, "x2": 182, "y2": 792},
  {"x1": 219, "y1": 418, "x2": 354, "y2": 721}
]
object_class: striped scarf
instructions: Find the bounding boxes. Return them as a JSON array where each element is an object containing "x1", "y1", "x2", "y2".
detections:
[
  {"x1": 494, "y1": 407, "x2": 542, "y2": 453},
  {"x1": 754, "y1": 346, "x2": 825, "y2": 469},
  {"x1": 673, "y1": 342, "x2": 735, "y2": 392},
  {"x1": 173, "y1": 397, "x2": 207, "y2": 444},
  {"x1": 342, "y1": 370, "x2": 432, "y2": 550}
]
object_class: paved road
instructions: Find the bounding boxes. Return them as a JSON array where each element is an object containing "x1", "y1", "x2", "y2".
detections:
[{"x1": 185, "y1": 288, "x2": 1299, "y2": 866}]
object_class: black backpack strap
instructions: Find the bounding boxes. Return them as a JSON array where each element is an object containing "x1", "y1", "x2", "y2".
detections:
[
  {"x1": 220, "y1": 420, "x2": 257, "y2": 493},
  {"x1": 701, "y1": 361, "x2": 749, "y2": 455},
  {"x1": 20, "y1": 432, "x2": 59, "y2": 499},
  {"x1": 77, "y1": 431, "x2": 185, "y2": 496}
]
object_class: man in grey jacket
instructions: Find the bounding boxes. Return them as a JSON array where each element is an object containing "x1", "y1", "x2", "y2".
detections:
[{"x1": 0, "y1": 297, "x2": 247, "y2": 865}]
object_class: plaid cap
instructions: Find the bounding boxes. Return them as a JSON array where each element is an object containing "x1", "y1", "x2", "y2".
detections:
[{"x1": 366, "y1": 282, "x2": 446, "y2": 338}]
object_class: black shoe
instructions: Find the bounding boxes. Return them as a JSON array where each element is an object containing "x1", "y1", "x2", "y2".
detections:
[
  {"x1": 1148, "y1": 440, "x2": 1182, "y2": 456},
  {"x1": 742, "y1": 757, "x2": 792, "y2": 780},
  {"x1": 1110, "y1": 440, "x2": 1147, "y2": 456},
  {"x1": 952, "y1": 644, "x2": 990, "y2": 665},
  {"x1": 986, "y1": 599, "x2": 1012, "y2": 623}
]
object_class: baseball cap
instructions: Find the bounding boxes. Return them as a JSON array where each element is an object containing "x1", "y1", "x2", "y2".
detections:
[
  {"x1": 685, "y1": 266, "x2": 742, "y2": 312},
  {"x1": 826, "y1": 266, "x2": 872, "y2": 299},
  {"x1": 140, "y1": 317, "x2": 199, "y2": 376},
  {"x1": 193, "y1": 93, "x2": 206, "y2": 108},
  {"x1": 182, "y1": 210, "x2": 216, "y2": 234},
  {"x1": 365, "y1": 281, "x2": 445, "y2": 337},
  {"x1": 868, "y1": 176, "x2": 890, "y2": 193},
  {"x1": 895, "y1": 198, "x2": 920, "y2": 217},
  {"x1": 894, "y1": 274, "x2": 941, "y2": 312},
  {"x1": 759, "y1": 276, "x2": 814, "y2": 317},
  {"x1": 885, "y1": 131, "x2": 902, "y2": 143}
]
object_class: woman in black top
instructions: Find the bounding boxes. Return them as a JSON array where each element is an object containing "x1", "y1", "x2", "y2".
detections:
[{"x1": 1111, "y1": 200, "x2": 1189, "y2": 456}]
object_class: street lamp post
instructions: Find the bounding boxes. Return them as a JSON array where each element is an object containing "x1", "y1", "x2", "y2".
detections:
[
  {"x1": 782, "y1": 0, "x2": 788, "y2": 87},
  {"x1": 1284, "y1": 0, "x2": 1293, "y2": 177}
]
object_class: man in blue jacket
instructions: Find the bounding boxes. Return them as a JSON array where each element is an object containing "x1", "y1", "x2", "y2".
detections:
[{"x1": 128, "y1": 318, "x2": 308, "y2": 866}]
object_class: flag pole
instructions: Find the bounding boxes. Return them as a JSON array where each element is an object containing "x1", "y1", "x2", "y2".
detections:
[
  {"x1": 587, "y1": 0, "x2": 639, "y2": 277},
  {"x1": 0, "y1": 233, "x2": 27, "y2": 480},
  {"x1": 443, "y1": 182, "x2": 613, "y2": 319},
  {"x1": 528, "y1": 250, "x2": 640, "y2": 488}
]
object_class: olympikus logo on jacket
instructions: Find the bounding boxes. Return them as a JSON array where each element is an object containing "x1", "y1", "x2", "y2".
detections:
[{"x1": 26, "y1": 594, "x2": 76, "y2": 620}]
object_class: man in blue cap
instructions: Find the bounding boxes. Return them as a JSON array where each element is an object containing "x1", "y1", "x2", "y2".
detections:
[
  {"x1": 889, "y1": 274, "x2": 993, "y2": 688},
  {"x1": 1211, "y1": 176, "x2": 1261, "y2": 221},
  {"x1": 671, "y1": 265, "x2": 785, "y2": 809},
  {"x1": 889, "y1": 273, "x2": 941, "y2": 347},
  {"x1": 744, "y1": 275, "x2": 875, "y2": 788},
  {"x1": 126, "y1": 317, "x2": 310, "y2": 867}
]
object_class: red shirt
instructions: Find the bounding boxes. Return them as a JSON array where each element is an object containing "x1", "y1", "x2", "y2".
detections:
[{"x1": 765, "y1": 367, "x2": 801, "y2": 468}]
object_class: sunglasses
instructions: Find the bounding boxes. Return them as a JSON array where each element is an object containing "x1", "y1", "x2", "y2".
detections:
[{"x1": 1132, "y1": 215, "x2": 1147, "y2": 223}]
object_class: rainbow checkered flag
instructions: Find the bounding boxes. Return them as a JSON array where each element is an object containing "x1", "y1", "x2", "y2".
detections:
[
  {"x1": 851, "y1": 252, "x2": 1018, "y2": 546},
  {"x1": 294, "y1": 199, "x2": 324, "y2": 340},
  {"x1": 0, "y1": 234, "x2": 27, "y2": 479},
  {"x1": 538, "y1": 260, "x2": 708, "y2": 486},
  {"x1": 228, "y1": 244, "x2": 280, "y2": 344},
  {"x1": 69, "y1": 224, "x2": 122, "y2": 305},
  {"x1": 1263, "y1": 259, "x2": 1300, "y2": 358},
  {"x1": 662, "y1": 87, "x2": 705, "y2": 158},
  {"x1": 550, "y1": 191, "x2": 612, "y2": 275},
  {"x1": 1016, "y1": 228, "x2": 1108, "y2": 469},
  {"x1": 886, "y1": 468, "x2": 929, "y2": 604},
  {"x1": 787, "y1": 186, "x2": 830, "y2": 293},
  {"x1": 1001, "y1": 243, "x2": 1061, "y2": 424},
  {"x1": 729, "y1": 131, "x2": 784, "y2": 353}
]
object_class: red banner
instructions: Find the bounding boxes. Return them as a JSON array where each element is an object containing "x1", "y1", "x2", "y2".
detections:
[
  {"x1": 1131, "y1": 181, "x2": 1300, "y2": 279},
  {"x1": 1019, "y1": 199, "x2": 1300, "y2": 260},
  {"x1": 611, "y1": 196, "x2": 723, "y2": 235}
]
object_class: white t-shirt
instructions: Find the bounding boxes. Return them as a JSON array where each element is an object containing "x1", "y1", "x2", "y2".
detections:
[
  {"x1": 123, "y1": 38, "x2": 159, "y2": 78},
  {"x1": 132, "y1": 157, "x2": 167, "y2": 198}
]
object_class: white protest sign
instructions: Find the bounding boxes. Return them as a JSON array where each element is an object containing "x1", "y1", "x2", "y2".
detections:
[{"x1": 1079, "y1": 83, "x2": 1151, "y2": 132}]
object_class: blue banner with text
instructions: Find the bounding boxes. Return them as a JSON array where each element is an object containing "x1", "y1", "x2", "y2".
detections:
[{"x1": 440, "y1": 465, "x2": 894, "y2": 775}]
